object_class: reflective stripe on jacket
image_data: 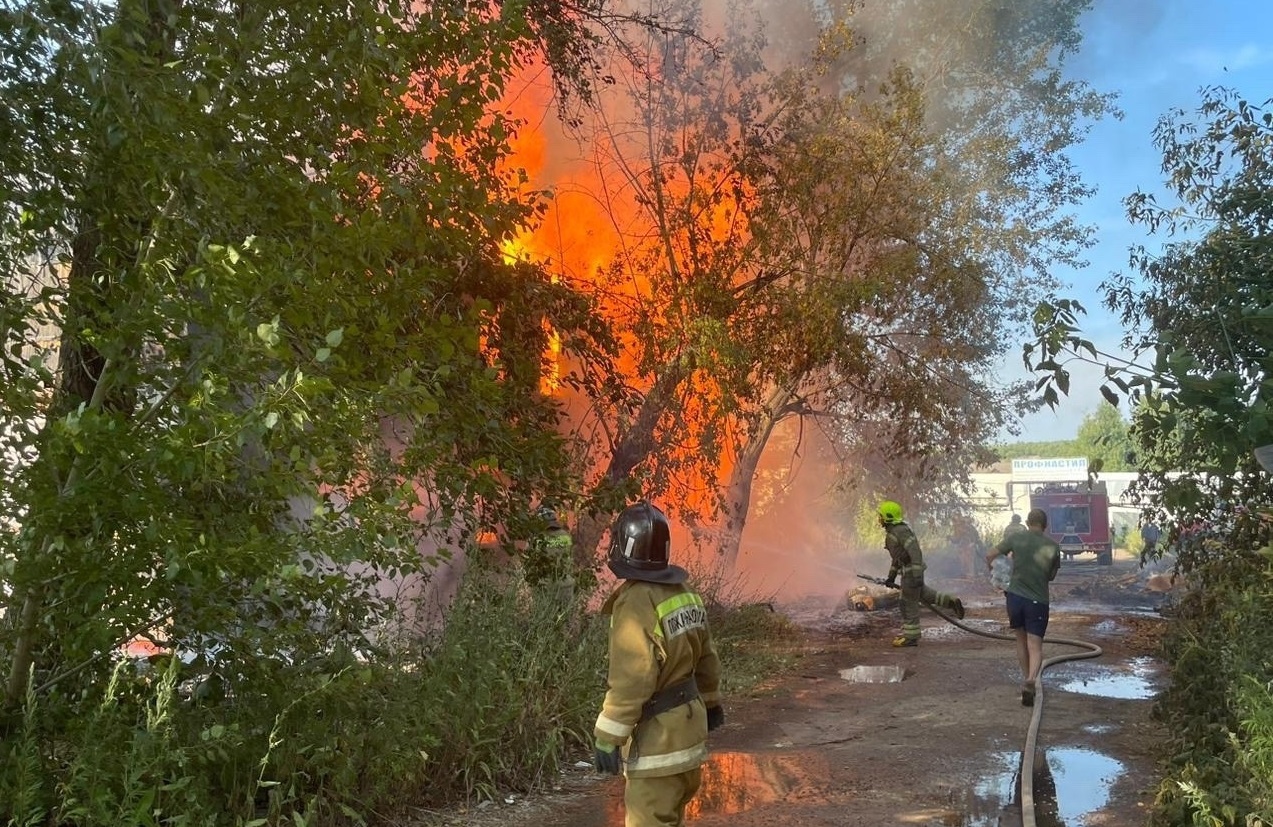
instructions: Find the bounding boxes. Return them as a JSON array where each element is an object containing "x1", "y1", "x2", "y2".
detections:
[
  {"x1": 885, "y1": 521, "x2": 927, "y2": 580},
  {"x1": 593, "y1": 580, "x2": 722, "y2": 778}
]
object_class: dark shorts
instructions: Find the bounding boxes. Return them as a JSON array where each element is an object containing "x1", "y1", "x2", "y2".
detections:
[{"x1": 1005, "y1": 591, "x2": 1050, "y2": 638}]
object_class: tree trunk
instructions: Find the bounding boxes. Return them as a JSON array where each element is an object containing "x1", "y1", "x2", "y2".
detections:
[
  {"x1": 3, "y1": 0, "x2": 179, "y2": 713},
  {"x1": 572, "y1": 366, "x2": 689, "y2": 566},
  {"x1": 3, "y1": 350, "x2": 115, "y2": 710},
  {"x1": 717, "y1": 384, "x2": 794, "y2": 567}
]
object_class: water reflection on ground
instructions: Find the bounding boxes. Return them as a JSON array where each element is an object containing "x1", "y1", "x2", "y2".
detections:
[
  {"x1": 689, "y1": 751, "x2": 832, "y2": 816},
  {"x1": 596, "y1": 750, "x2": 832, "y2": 823},
  {"x1": 961, "y1": 748, "x2": 1123, "y2": 826},
  {"x1": 1053, "y1": 656, "x2": 1160, "y2": 700},
  {"x1": 587, "y1": 745, "x2": 1123, "y2": 826}
]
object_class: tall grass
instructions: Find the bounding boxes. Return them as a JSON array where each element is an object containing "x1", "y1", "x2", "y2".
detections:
[
  {"x1": 0, "y1": 562, "x2": 607, "y2": 825},
  {"x1": 0, "y1": 556, "x2": 799, "y2": 826},
  {"x1": 685, "y1": 560, "x2": 802, "y2": 694},
  {"x1": 416, "y1": 563, "x2": 608, "y2": 804}
]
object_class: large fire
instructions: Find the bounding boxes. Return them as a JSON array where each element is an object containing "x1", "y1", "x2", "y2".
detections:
[
  {"x1": 492, "y1": 38, "x2": 864, "y2": 602},
  {"x1": 493, "y1": 52, "x2": 794, "y2": 572},
  {"x1": 501, "y1": 62, "x2": 624, "y2": 282}
]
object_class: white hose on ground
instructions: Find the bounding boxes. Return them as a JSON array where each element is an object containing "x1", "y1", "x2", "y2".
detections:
[{"x1": 925, "y1": 604, "x2": 1104, "y2": 827}]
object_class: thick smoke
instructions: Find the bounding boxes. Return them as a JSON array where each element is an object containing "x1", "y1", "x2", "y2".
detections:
[{"x1": 504, "y1": 0, "x2": 1101, "y2": 603}]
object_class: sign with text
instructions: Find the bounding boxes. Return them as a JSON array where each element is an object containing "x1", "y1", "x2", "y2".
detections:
[{"x1": 1010, "y1": 457, "x2": 1088, "y2": 481}]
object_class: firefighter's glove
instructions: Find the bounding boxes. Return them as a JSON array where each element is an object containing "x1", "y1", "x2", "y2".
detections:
[
  {"x1": 882, "y1": 577, "x2": 897, "y2": 590},
  {"x1": 706, "y1": 705, "x2": 725, "y2": 732},
  {"x1": 593, "y1": 741, "x2": 621, "y2": 775}
]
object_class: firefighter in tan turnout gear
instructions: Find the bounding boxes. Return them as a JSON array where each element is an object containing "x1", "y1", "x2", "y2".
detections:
[
  {"x1": 593, "y1": 501, "x2": 724, "y2": 827},
  {"x1": 878, "y1": 500, "x2": 965, "y2": 647}
]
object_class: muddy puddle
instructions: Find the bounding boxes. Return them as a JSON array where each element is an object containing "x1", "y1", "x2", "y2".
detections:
[
  {"x1": 962, "y1": 748, "x2": 1124, "y2": 826},
  {"x1": 839, "y1": 664, "x2": 905, "y2": 683},
  {"x1": 1051, "y1": 656, "x2": 1161, "y2": 700},
  {"x1": 578, "y1": 746, "x2": 1126, "y2": 826}
]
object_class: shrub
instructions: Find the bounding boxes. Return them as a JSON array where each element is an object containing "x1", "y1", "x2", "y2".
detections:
[
  {"x1": 685, "y1": 560, "x2": 802, "y2": 695},
  {"x1": 1151, "y1": 547, "x2": 1273, "y2": 826},
  {"x1": 0, "y1": 552, "x2": 800, "y2": 826}
]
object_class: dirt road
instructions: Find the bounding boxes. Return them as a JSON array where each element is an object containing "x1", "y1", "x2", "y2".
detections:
[{"x1": 439, "y1": 554, "x2": 1171, "y2": 826}]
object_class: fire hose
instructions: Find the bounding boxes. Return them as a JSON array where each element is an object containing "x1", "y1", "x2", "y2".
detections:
[{"x1": 858, "y1": 574, "x2": 1104, "y2": 827}]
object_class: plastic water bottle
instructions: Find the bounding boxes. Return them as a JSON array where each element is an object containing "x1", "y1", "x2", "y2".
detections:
[{"x1": 990, "y1": 556, "x2": 1013, "y2": 591}]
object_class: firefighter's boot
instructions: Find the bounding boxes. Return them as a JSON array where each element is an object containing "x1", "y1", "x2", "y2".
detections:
[
  {"x1": 952, "y1": 598, "x2": 966, "y2": 620},
  {"x1": 892, "y1": 635, "x2": 918, "y2": 648}
]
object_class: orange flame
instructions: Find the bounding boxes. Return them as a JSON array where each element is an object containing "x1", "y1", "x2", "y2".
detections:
[{"x1": 497, "y1": 54, "x2": 761, "y2": 528}]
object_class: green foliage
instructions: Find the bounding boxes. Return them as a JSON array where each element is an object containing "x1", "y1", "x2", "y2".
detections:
[
  {"x1": 1112, "y1": 89, "x2": 1273, "y2": 532},
  {"x1": 1074, "y1": 403, "x2": 1135, "y2": 472},
  {"x1": 1150, "y1": 549, "x2": 1273, "y2": 826},
  {"x1": 1233, "y1": 673, "x2": 1273, "y2": 822},
  {"x1": 992, "y1": 403, "x2": 1133, "y2": 473},
  {"x1": 0, "y1": 560, "x2": 615, "y2": 824},
  {"x1": 418, "y1": 564, "x2": 606, "y2": 804},
  {"x1": 55, "y1": 660, "x2": 219, "y2": 827},
  {"x1": 0, "y1": 0, "x2": 623, "y2": 823},
  {"x1": 1023, "y1": 85, "x2": 1273, "y2": 819},
  {"x1": 991, "y1": 440, "x2": 1081, "y2": 461},
  {"x1": 1025, "y1": 88, "x2": 1273, "y2": 531},
  {"x1": 772, "y1": 0, "x2": 1113, "y2": 519}
]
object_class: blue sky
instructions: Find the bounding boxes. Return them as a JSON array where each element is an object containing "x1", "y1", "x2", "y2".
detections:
[{"x1": 1004, "y1": 0, "x2": 1273, "y2": 443}]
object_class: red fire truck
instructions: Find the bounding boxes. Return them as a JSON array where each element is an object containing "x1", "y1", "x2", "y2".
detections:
[{"x1": 1024, "y1": 480, "x2": 1113, "y2": 565}]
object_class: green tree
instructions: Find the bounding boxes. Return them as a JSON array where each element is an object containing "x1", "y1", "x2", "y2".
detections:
[
  {"x1": 991, "y1": 440, "x2": 1082, "y2": 461},
  {"x1": 757, "y1": 0, "x2": 1113, "y2": 532},
  {"x1": 1026, "y1": 87, "x2": 1273, "y2": 827},
  {"x1": 1074, "y1": 403, "x2": 1133, "y2": 472},
  {"x1": 0, "y1": 0, "x2": 617, "y2": 815},
  {"x1": 1027, "y1": 87, "x2": 1273, "y2": 561},
  {"x1": 560, "y1": 0, "x2": 1112, "y2": 561}
]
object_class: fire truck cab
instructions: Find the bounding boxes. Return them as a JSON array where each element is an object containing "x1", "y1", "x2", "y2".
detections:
[{"x1": 1027, "y1": 480, "x2": 1113, "y2": 566}]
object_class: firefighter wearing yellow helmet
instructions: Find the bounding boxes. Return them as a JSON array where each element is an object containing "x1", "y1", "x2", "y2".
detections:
[
  {"x1": 878, "y1": 500, "x2": 966, "y2": 646},
  {"x1": 592, "y1": 501, "x2": 724, "y2": 826},
  {"x1": 525, "y1": 503, "x2": 575, "y2": 614}
]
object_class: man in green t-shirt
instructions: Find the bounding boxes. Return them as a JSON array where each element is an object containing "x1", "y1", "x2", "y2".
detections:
[{"x1": 985, "y1": 508, "x2": 1061, "y2": 707}]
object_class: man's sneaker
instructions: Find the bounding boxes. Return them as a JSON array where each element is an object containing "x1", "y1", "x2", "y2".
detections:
[
  {"x1": 1021, "y1": 681, "x2": 1036, "y2": 707},
  {"x1": 892, "y1": 635, "x2": 919, "y2": 648},
  {"x1": 952, "y1": 598, "x2": 966, "y2": 620}
]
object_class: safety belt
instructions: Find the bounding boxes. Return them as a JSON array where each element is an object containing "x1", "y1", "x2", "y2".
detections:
[{"x1": 639, "y1": 676, "x2": 699, "y2": 722}]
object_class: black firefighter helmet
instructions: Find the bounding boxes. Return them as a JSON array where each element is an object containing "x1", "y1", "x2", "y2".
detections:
[
  {"x1": 536, "y1": 503, "x2": 563, "y2": 531},
  {"x1": 607, "y1": 501, "x2": 688, "y2": 584}
]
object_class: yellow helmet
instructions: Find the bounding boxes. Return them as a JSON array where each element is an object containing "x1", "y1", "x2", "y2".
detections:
[{"x1": 877, "y1": 500, "x2": 904, "y2": 525}]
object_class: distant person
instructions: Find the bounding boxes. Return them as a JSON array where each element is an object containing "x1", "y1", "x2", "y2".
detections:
[
  {"x1": 950, "y1": 515, "x2": 986, "y2": 579},
  {"x1": 1139, "y1": 521, "x2": 1161, "y2": 567},
  {"x1": 525, "y1": 503, "x2": 575, "y2": 614},
  {"x1": 985, "y1": 508, "x2": 1061, "y2": 707},
  {"x1": 1002, "y1": 513, "x2": 1026, "y2": 542},
  {"x1": 592, "y1": 501, "x2": 724, "y2": 827},
  {"x1": 877, "y1": 500, "x2": 965, "y2": 647}
]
